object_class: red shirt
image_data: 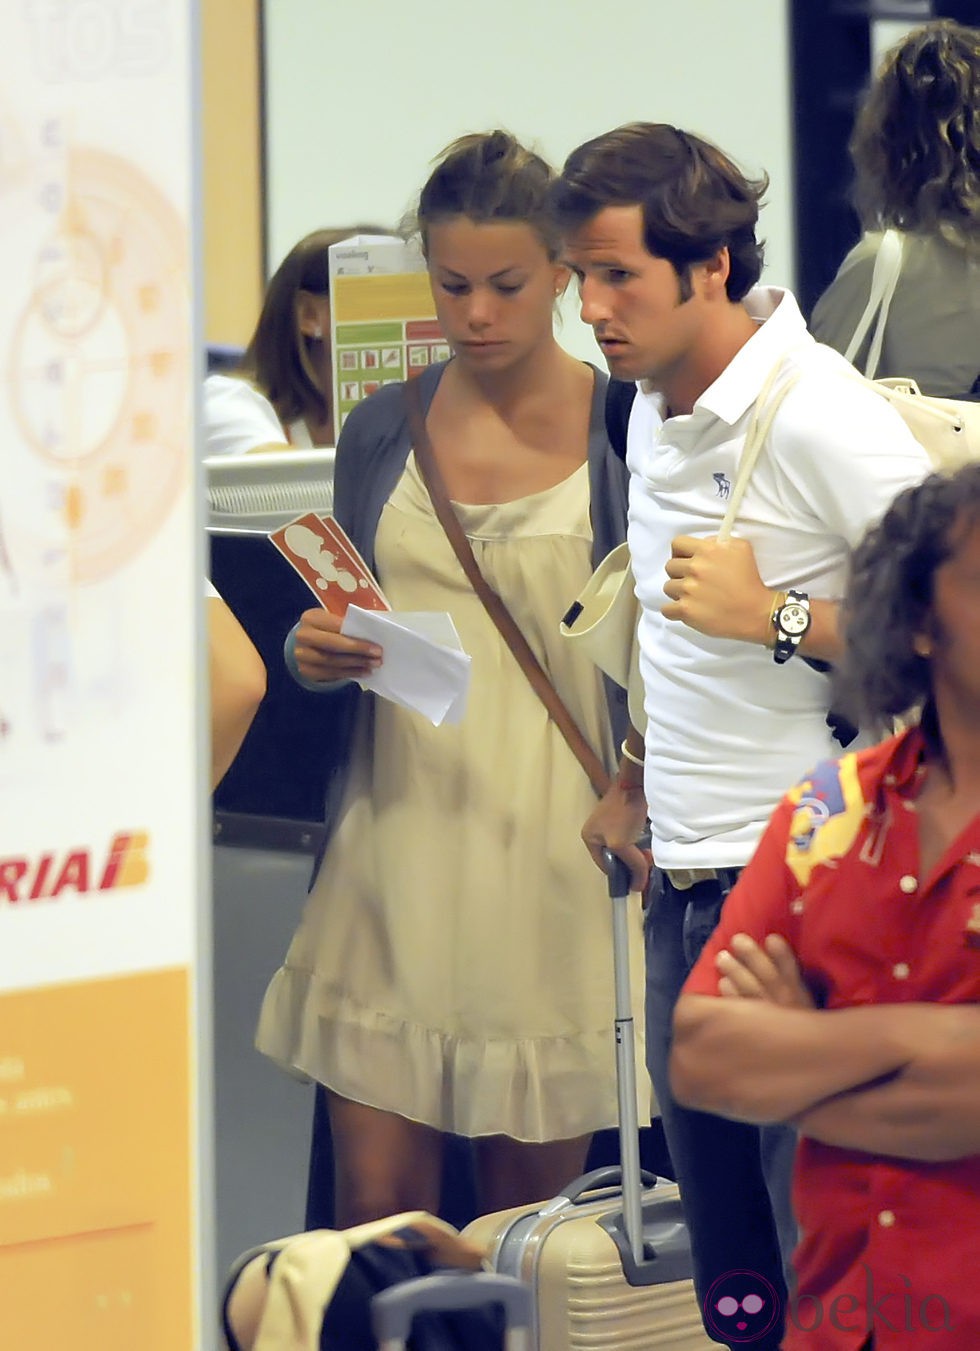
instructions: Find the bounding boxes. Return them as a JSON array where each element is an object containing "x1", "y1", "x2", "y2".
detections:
[{"x1": 684, "y1": 726, "x2": 980, "y2": 1351}]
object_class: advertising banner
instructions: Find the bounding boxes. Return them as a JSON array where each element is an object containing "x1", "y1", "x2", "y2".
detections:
[{"x1": 0, "y1": 3, "x2": 204, "y2": 1347}]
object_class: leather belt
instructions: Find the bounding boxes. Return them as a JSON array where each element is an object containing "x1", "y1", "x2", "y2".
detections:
[
  {"x1": 663, "y1": 867, "x2": 720, "y2": 891},
  {"x1": 661, "y1": 866, "x2": 743, "y2": 892}
]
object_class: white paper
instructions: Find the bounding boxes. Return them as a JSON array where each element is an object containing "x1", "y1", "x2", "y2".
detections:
[{"x1": 340, "y1": 607, "x2": 471, "y2": 726}]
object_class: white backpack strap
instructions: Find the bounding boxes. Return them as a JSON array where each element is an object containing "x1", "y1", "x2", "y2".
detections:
[
  {"x1": 717, "y1": 359, "x2": 802, "y2": 542},
  {"x1": 843, "y1": 229, "x2": 904, "y2": 379}
]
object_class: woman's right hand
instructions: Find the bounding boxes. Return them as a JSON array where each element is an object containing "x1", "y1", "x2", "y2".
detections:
[{"x1": 292, "y1": 607, "x2": 383, "y2": 683}]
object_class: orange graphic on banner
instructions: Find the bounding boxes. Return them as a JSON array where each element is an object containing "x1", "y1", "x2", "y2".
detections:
[{"x1": 0, "y1": 968, "x2": 193, "y2": 1350}]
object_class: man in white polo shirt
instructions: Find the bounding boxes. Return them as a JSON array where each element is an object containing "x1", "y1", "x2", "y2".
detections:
[{"x1": 554, "y1": 123, "x2": 930, "y2": 1349}]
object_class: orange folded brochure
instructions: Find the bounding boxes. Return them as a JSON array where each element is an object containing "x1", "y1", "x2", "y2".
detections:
[{"x1": 269, "y1": 513, "x2": 390, "y2": 617}]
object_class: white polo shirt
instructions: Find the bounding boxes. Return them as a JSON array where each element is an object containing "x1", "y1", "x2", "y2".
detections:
[{"x1": 627, "y1": 286, "x2": 931, "y2": 869}]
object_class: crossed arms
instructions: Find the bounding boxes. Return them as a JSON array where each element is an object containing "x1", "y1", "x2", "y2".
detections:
[{"x1": 671, "y1": 934, "x2": 980, "y2": 1163}]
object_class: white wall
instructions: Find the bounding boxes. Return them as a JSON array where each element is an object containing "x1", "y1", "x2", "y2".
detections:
[
  {"x1": 264, "y1": 0, "x2": 793, "y2": 363},
  {"x1": 871, "y1": 19, "x2": 920, "y2": 70}
]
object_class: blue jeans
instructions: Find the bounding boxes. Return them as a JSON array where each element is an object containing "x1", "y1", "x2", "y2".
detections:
[{"x1": 645, "y1": 870, "x2": 797, "y2": 1351}]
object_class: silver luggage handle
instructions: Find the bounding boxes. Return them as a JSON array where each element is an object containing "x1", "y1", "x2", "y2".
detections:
[
  {"x1": 550, "y1": 1164, "x2": 657, "y2": 1206},
  {"x1": 372, "y1": 1270, "x2": 533, "y2": 1351},
  {"x1": 599, "y1": 848, "x2": 693, "y2": 1287},
  {"x1": 602, "y1": 847, "x2": 645, "y2": 1265}
]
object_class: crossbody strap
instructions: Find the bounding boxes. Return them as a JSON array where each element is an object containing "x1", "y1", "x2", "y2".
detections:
[
  {"x1": 404, "y1": 378, "x2": 611, "y2": 798},
  {"x1": 717, "y1": 358, "x2": 802, "y2": 542},
  {"x1": 843, "y1": 228, "x2": 904, "y2": 379}
]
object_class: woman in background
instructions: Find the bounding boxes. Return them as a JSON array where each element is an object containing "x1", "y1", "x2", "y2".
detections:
[
  {"x1": 204, "y1": 226, "x2": 380, "y2": 455},
  {"x1": 811, "y1": 19, "x2": 980, "y2": 398},
  {"x1": 256, "y1": 130, "x2": 643, "y2": 1226}
]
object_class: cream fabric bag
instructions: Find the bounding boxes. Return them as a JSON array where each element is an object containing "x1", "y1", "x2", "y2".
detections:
[
  {"x1": 224, "y1": 1211, "x2": 485, "y2": 1351},
  {"x1": 845, "y1": 228, "x2": 980, "y2": 466},
  {"x1": 560, "y1": 542, "x2": 646, "y2": 735}
]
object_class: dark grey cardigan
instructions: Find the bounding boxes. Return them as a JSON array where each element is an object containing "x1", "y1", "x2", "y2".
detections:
[{"x1": 294, "y1": 360, "x2": 631, "y2": 862}]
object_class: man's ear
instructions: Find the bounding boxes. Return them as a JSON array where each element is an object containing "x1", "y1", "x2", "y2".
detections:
[{"x1": 696, "y1": 247, "x2": 730, "y2": 298}]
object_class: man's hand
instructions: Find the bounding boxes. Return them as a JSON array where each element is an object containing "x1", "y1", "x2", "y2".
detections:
[
  {"x1": 715, "y1": 933, "x2": 815, "y2": 1009},
  {"x1": 663, "y1": 535, "x2": 771, "y2": 644},
  {"x1": 293, "y1": 607, "x2": 383, "y2": 683},
  {"x1": 582, "y1": 782, "x2": 651, "y2": 893}
]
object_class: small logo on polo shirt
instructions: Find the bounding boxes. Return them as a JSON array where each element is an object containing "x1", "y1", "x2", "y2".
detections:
[{"x1": 713, "y1": 471, "x2": 731, "y2": 500}]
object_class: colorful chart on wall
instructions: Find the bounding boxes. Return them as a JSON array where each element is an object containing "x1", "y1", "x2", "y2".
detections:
[
  {"x1": 329, "y1": 234, "x2": 449, "y2": 432},
  {"x1": 0, "y1": 5, "x2": 203, "y2": 1349}
]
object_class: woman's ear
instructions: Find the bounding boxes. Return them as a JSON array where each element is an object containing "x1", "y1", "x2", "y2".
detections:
[
  {"x1": 552, "y1": 263, "x2": 572, "y2": 299},
  {"x1": 296, "y1": 290, "x2": 330, "y2": 340}
]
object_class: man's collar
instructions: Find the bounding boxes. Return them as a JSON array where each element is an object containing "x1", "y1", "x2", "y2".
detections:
[
  {"x1": 883, "y1": 721, "x2": 929, "y2": 795},
  {"x1": 636, "y1": 286, "x2": 810, "y2": 426}
]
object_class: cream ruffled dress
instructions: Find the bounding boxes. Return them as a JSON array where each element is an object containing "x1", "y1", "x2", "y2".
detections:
[{"x1": 257, "y1": 452, "x2": 646, "y2": 1141}]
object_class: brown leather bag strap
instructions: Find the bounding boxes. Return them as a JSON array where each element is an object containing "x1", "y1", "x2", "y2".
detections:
[{"x1": 404, "y1": 378, "x2": 611, "y2": 798}]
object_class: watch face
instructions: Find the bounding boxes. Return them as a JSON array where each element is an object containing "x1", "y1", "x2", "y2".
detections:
[{"x1": 779, "y1": 603, "x2": 810, "y2": 635}]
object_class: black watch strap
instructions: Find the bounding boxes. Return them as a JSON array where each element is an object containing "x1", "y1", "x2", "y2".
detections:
[{"x1": 772, "y1": 588, "x2": 811, "y2": 665}]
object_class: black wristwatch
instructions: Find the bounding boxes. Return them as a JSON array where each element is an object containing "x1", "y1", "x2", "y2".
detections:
[{"x1": 772, "y1": 589, "x2": 811, "y2": 665}]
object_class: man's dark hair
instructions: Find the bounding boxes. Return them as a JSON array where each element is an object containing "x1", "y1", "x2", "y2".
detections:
[
  {"x1": 835, "y1": 463, "x2": 980, "y2": 734},
  {"x1": 551, "y1": 122, "x2": 768, "y2": 301}
]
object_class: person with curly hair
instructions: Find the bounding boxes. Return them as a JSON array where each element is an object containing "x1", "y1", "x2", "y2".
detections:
[
  {"x1": 672, "y1": 462, "x2": 980, "y2": 1349},
  {"x1": 812, "y1": 19, "x2": 980, "y2": 398}
]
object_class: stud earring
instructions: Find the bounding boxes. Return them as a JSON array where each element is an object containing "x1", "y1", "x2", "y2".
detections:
[
  {"x1": 913, "y1": 635, "x2": 932, "y2": 658},
  {"x1": 312, "y1": 324, "x2": 323, "y2": 339}
]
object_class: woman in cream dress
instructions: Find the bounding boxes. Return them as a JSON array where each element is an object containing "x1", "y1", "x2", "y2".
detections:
[{"x1": 257, "y1": 132, "x2": 645, "y2": 1225}]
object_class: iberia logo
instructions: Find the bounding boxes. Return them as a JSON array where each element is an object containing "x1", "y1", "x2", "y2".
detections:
[{"x1": 0, "y1": 832, "x2": 150, "y2": 905}]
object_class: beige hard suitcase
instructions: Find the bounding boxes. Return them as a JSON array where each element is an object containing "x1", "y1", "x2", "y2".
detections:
[{"x1": 463, "y1": 852, "x2": 722, "y2": 1351}]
